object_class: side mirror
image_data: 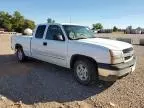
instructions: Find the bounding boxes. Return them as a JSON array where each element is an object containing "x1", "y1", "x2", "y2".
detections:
[{"x1": 56, "y1": 34, "x2": 64, "y2": 41}]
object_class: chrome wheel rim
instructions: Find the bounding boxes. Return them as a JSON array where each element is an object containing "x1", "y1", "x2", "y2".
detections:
[
  {"x1": 17, "y1": 50, "x2": 23, "y2": 60},
  {"x1": 76, "y1": 64, "x2": 88, "y2": 81}
]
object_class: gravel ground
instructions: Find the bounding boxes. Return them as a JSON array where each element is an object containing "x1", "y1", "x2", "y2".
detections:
[{"x1": 0, "y1": 35, "x2": 144, "y2": 108}]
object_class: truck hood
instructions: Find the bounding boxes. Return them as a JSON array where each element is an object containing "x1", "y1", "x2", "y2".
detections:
[{"x1": 77, "y1": 38, "x2": 132, "y2": 50}]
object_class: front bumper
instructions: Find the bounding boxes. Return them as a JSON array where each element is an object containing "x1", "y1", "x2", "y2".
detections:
[{"x1": 98, "y1": 56, "x2": 136, "y2": 81}]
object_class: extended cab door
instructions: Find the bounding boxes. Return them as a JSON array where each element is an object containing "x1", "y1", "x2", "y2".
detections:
[
  {"x1": 42, "y1": 25, "x2": 67, "y2": 67},
  {"x1": 31, "y1": 25, "x2": 47, "y2": 60}
]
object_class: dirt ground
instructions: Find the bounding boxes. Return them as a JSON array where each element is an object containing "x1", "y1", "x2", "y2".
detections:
[{"x1": 0, "y1": 35, "x2": 144, "y2": 108}]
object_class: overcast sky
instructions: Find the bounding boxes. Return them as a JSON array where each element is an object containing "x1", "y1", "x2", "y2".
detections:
[{"x1": 0, "y1": 0, "x2": 144, "y2": 28}]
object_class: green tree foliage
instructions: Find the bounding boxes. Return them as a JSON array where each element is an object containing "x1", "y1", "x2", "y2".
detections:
[
  {"x1": 92, "y1": 23, "x2": 103, "y2": 30},
  {"x1": 24, "y1": 19, "x2": 35, "y2": 30},
  {"x1": 47, "y1": 18, "x2": 55, "y2": 23},
  {"x1": 113, "y1": 26, "x2": 118, "y2": 32},
  {"x1": 0, "y1": 11, "x2": 12, "y2": 31},
  {"x1": 0, "y1": 11, "x2": 35, "y2": 33},
  {"x1": 11, "y1": 11, "x2": 25, "y2": 33}
]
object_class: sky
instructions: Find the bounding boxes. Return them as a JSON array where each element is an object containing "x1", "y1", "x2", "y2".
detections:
[{"x1": 0, "y1": 0, "x2": 144, "y2": 29}]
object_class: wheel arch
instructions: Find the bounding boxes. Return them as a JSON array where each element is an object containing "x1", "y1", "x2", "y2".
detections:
[
  {"x1": 15, "y1": 43, "x2": 23, "y2": 50},
  {"x1": 70, "y1": 54, "x2": 98, "y2": 69}
]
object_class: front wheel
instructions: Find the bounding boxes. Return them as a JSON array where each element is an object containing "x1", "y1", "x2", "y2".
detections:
[{"x1": 73, "y1": 59, "x2": 98, "y2": 85}]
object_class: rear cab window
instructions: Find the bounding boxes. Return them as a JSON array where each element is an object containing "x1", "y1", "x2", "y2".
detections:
[{"x1": 35, "y1": 25, "x2": 46, "y2": 39}]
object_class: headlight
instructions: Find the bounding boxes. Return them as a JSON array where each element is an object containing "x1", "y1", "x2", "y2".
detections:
[{"x1": 109, "y1": 50, "x2": 124, "y2": 64}]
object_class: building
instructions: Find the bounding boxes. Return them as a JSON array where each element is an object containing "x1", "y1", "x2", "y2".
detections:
[
  {"x1": 0, "y1": 28, "x2": 5, "y2": 33},
  {"x1": 0, "y1": 28, "x2": 17, "y2": 35}
]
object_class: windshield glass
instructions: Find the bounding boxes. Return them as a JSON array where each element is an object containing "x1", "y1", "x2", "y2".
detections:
[{"x1": 62, "y1": 25, "x2": 95, "y2": 40}]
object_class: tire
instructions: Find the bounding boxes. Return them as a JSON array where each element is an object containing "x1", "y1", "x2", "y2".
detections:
[
  {"x1": 73, "y1": 58, "x2": 98, "y2": 85},
  {"x1": 16, "y1": 48, "x2": 26, "y2": 62}
]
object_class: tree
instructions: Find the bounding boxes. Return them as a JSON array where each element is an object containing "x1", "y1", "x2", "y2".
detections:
[
  {"x1": 47, "y1": 18, "x2": 55, "y2": 23},
  {"x1": 125, "y1": 26, "x2": 132, "y2": 34},
  {"x1": 92, "y1": 23, "x2": 103, "y2": 30},
  {"x1": 24, "y1": 19, "x2": 35, "y2": 30},
  {"x1": 0, "y1": 11, "x2": 12, "y2": 31},
  {"x1": 127, "y1": 26, "x2": 132, "y2": 30},
  {"x1": 11, "y1": 11, "x2": 25, "y2": 33},
  {"x1": 0, "y1": 11, "x2": 36, "y2": 33},
  {"x1": 113, "y1": 26, "x2": 118, "y2": 32},
  {"x1": 3, "y1": 21, "x2": 12, "y2": 31},
  {"x1": 136, "y1": 27, "x2": 141, "y2": 30}
]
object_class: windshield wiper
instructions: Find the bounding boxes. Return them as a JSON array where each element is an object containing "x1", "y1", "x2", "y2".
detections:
[
  {"x1": 74, "y1": 37, "x2": 87, "y2": 40},
  {"x1": 89, "y1": 36, "x2": 97, "y2": 38}
]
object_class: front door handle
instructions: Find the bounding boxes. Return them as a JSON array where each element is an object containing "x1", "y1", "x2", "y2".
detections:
[{"x1": 43, "y1": 42, "x2": 47, "y2": 46}]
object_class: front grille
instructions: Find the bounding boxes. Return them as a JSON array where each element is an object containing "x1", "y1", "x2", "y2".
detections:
[{"x1": 123, "y1": 47, "x2": 134, "y2": 61}]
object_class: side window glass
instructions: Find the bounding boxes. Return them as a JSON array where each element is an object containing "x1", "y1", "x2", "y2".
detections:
[
  {"x1": 35, "y1": 25, "x2": 46, "y2": 39},
  {"x1": 46, "y1": 25, "x2": 65, "y2": 41}
]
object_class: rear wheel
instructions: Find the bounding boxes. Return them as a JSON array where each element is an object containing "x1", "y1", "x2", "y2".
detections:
[
  {"x1": 73, "y1": 58, "x2": 98, "y2": 85},
  {"x1": 16, "y1": 48, "x2": 26, "y2": 62}
]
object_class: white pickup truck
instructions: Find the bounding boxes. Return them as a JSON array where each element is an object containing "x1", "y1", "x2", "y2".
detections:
[{"x1": 11, "y1": 23, "x2": 136, "y2": 85}]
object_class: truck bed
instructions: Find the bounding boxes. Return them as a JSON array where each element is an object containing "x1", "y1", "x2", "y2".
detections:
[{"x1": 11, "y1": 35, "x2": 32, "y2": 57}]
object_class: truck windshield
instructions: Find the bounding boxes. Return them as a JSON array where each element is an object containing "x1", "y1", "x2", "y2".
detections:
[{"x1": 62, "y1": 25, "x2": 95, "y2": 40}]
